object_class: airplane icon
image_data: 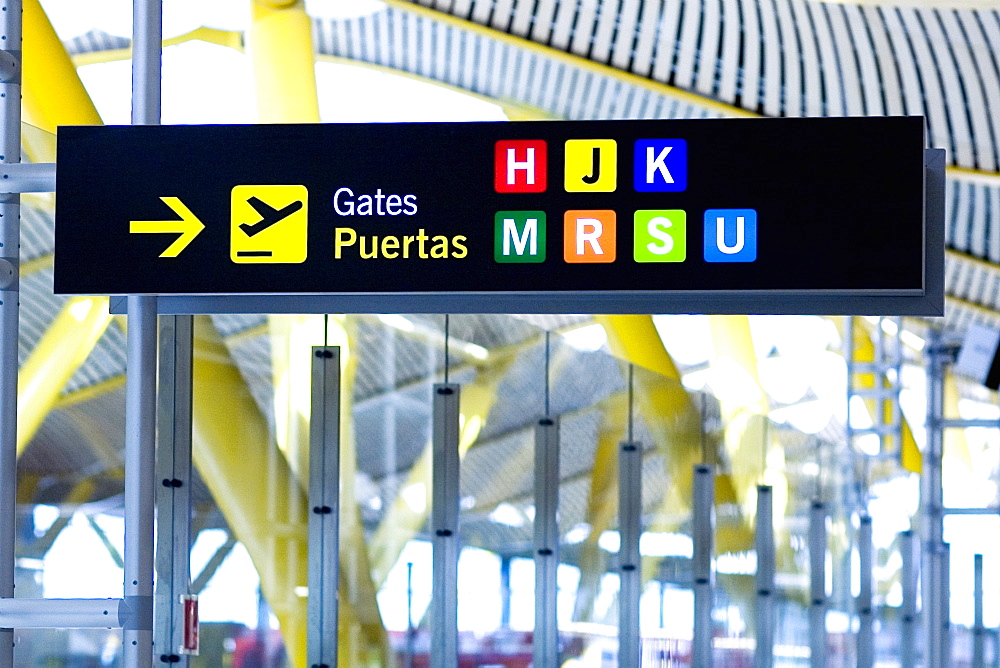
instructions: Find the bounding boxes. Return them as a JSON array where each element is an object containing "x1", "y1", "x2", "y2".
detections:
[
  {"x1": 230, "y1": 185, "x2": 309, "y2": 264},
  {"x1": 240, "y1": 196, "x2": 304, "y2": 237}
]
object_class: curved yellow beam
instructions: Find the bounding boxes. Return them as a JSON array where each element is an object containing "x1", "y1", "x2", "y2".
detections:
[
  {"x1": 17, "y1": 298, "x2": 112, "y2": 455},
  {"x1": 192, "y1": 317, "x2": 310, "y2": 664},
  {"x1": 269, "y1": 315, "x2": 389, "y2": 664},
  {"x1": 17, "y1": 0, "x2": 113, "y2": 458},
  {"x1": 23, "y1": 0, "x2": 102, "y2": 134},
  {"x1": 596, "y1": 315, "x2": 752, "y2": 569},
  {"x1": 706, "y1": 316, "x2": 788, "y2": 521},
  {"x1": 248, "y1": 0, "x2": 320, "y2": 123}
]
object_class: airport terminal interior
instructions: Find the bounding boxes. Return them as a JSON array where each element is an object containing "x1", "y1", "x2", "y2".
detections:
[{"x1": 8, "y1": 0, "x2": 1000, "y2": 665}]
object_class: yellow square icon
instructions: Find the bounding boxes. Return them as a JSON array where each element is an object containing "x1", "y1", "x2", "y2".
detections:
[
  {"x1": 231, "y1": 185, "x2": 308, "y2": 263},
  {"x1": 564, "y1": 139, "x2": 617, "y2": 192}
]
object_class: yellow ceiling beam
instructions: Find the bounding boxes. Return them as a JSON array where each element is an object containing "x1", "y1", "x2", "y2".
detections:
[
  {"x1": 16, "y1": 0, "x2": 114, "y2": 458},
  {"x1": 269, "y1": 315, "x2": 389, "y2": 663},
  {"x1": 17, "y1": 297, "x2": 112, "y2": 456},
  {"x1": 193, "y1": 316, "x2": 389, "y2": 667},
  {"x1": 596, "y1": 316, "x2": 753, "y2": 571},
  {"x1": 23, "y1": 0, "x2": 102, "y2": 134},
  {"x1": 248, "y1": 0, "x2": 379, "y2": 655},
  {"x1": 194, "y1": 316, "x2": 385, "y2": 666},
  {"x1": 248, "y1": 0, "x2": 320, "y2": 123},
  {"x1": 706, "y1": 316, "x2": 788, "y2": 521}
]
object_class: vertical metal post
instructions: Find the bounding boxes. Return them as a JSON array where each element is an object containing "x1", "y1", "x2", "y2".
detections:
[
  {"x1": 154, "y1": 316, "x2": 193, "y2": 665},
  {"x1": 307, "y1": 346, "x2": 340, "y2": 668},
  {"x1": 0, "y1": 0, "x2": 20, "y2": 662},
  {"x1": 534, "y1": 417, "x2": 560, "y2": 668},
  {"x1": 693, "y1": 464, "x2": 715, "y2": 668},
  {"x1": 500, "y1": 556, "x2": 511, "y2": 629},
  {"x1": 974, "y1": 554, "x2": 985, "y2": 668},
  {"x1": 755, "y1": 485, "x2": 774, "y2": 668},
  {"x1": 132, "y1": 0, "x2": 162, "y2": 126},
  {"x1": 857, "y1": 514, "x2": 874, "y2": 668},
  {"x1": 809, "y1": 500, "x2": 827, "y2": 668},
  {"x1": 124, "y1": 295, "x2": 157, "y2": 667},
  {"x1": 126, "y1": 1, "x2": 161, "y2": 666},
  {"x1": 941, "y1": 542, "x2": 951, "y2": 666},
  {"x1": 405, "y1": 562, "x2": 414, "y2": 668},
  {"x1": 924, "y1": 330, "x2": 946, "y2": 668},
  {"x1": 618, "y1": 439, "x2": 641, "y2": 668},
  {"x1": 431, "y1": 383, "x2": 460, "y2": 668},
  {"x1": 900, "y1": 530, "x2": 917, "y2": 668}
]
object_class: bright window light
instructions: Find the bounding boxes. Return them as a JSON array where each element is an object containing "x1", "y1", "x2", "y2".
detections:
[
  {"x1": 488, "y1": 502, "x2": 525, "y2": 527},
  {"x1": 561, "y1": 323, "x2": 607, "y2": 352},
  {"x1": 653, "y1": 314, "x2": 712, "y2": 365},
  {"x1": 639, "y1": 531, "x2": 693, "y2": 558},
  {"x1": 306, "y1": 0, "x2": 387, "y2": 20},
  {"x1": 315, "y1": 62, "x2": 507, "y2": 123}
]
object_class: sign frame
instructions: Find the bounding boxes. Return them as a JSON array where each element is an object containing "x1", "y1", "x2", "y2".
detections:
[
  {"x1": 105, "y1": 148, "x2": 943, "y2": 316},
  {"x1": 53, "y1": 118, "x2": 942, "y2": 316}
]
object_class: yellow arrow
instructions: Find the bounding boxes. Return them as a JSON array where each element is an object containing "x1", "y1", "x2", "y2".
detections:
[{"x1": 129, "y1": 196, "x2": 205, "y2": 257}]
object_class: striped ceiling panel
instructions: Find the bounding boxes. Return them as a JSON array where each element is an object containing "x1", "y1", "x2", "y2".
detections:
[
  {"x1": 312, "y1": 7, "x2": 726, "y2": 121},
  {"x1": 367, "y1": 0, "x2": 1000, "y2": 173},
  {"x1": 947, "y1": 177, "x2": 1000, "y2": 262}
]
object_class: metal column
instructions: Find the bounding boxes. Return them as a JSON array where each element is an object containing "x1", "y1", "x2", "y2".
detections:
[
  {"x1": 534, "y1": 417, "x2": 560, "y2": 668},
  {"x1": 124, "y1": 295, "x2": 157, "y2": 666},
  {"x1": 974, "y1": 554, "x2": 985, "y2": 668},
  {"x1": 857, "y1": 514, "x2": 874, "y2": 668},
  {"x1": 125, "y1": 0, "x2": 161, "y2": 665},
  {"x1": 941, "y1": 542, "x2": 951, "y2": 666},
  {"x1": 154, "y1": 316, "x2": 194, "y2": 664},
  {"x1": 900, "y1": 530, "x2": 917, "y2": 668},
  {"x1": 307, "y1": 346, "x2": 340, "y2": 668},
  {"x1": 809, "y1": 500, "x2": 827, "y2": 668},
  {"x1": 618, "y1": 439, "x2": 641, "y2": 668},
  {"x1": 431, "y1": 383, "x2": 460, "y2": 668},
  {"x1": 924, "y1": 331, "x2": 947, "y2": 668},
  {"x1": 0, "y1": 0, "x2": 19, "y2": 663},
  {"x1": 693, "y1": 464, "x2": 715, "y2": 668},
  {"x1": 755, "y1": 485, "x2": 774, "y2": 668}
]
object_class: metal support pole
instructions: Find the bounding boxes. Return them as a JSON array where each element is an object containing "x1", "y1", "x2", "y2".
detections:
[
  {"x1": 924, "y1": 330, "x2": 947, "y2": 668},
  {"x1": 0, "y1": 598, "x2": 127, "y2": 628},
  {"x1": 755, "y1": 485, "x2": 774, "y2": 668},
  {"x1": 975, "y1": 554, "x2": 985, "y2": 668},
  {"x1": 500, "y1": 556, "x2": 511, "y2": 629},
  {"x1": 618, "y1": 440, "x2": 641, "y2": 668},
  {"x1": 431, "y1": 383, "x2": 460, "y2": 668},
  {"x1": 126, "y1": 1, "x2": 160, "y2": 666},
  {"x1": 154, "y1": 316, "x2": 193, "y2": 665},
  {"x1": 857, "y1": 514, "x2": 874, "y2": 668},
  {"x1": 308, "y1": 346, "x2": 340, "y2": 668},
  {"x1": 809, "y1": 500, "x2": 827, "y2": 668},
  {"x1": 941, "y1": 542, "x2": 951, "y2": 666},
  {"x1": 132, "y1": 0, "x2": 162, "y2": 126},
  {"x1": 124, "y1": 295, "x2": 157, "y2": 667},
  {"x1": 534, "y1": 417, "x2": 560, "y2": 668},
  {"x1": 693, "y1": 464, "x2": 715, "y2": 668},
  {"x1": 0, "y1": 0, "x2": 20, "y2": 662},
  {"x1": 900, "y1": 530, "x2": 917, "y2": 668}
]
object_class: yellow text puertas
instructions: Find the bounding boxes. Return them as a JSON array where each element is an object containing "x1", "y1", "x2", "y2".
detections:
[{"x1": 230, "y1": 185, "x2": 309, "y2": 263}]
